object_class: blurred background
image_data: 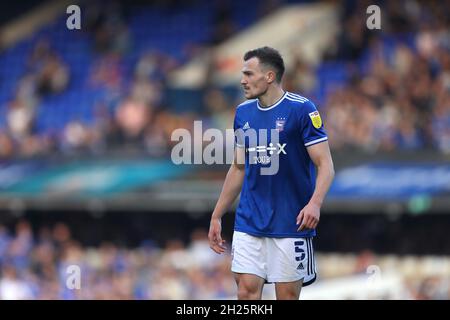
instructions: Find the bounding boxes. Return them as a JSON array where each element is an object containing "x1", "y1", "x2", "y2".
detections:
[{"x1": 0, "y1": 0, "x2": 449, "y2": 299}]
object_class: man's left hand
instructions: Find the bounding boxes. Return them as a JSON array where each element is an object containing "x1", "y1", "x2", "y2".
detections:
[{"x1": 297, "y1": 202, "x2": 321, "y2": 231}]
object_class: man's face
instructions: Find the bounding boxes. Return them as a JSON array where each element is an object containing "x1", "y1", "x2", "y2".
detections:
[{"x1": 240, "y1": 57, "x2": 270, "y2": 99}]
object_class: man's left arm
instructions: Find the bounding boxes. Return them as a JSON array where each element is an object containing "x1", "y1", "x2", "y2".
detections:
[{"x1": 297, "y1": 141, "x2": 335, "y2": 231}]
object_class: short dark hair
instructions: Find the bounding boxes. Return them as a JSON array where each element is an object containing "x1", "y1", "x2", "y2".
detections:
[{"x1": 243, "y1": 46, "x2": 285, "y2": 83}]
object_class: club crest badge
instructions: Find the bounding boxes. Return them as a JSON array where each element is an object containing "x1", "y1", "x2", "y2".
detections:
[{"x1": 275, "y1": 117, "x2": 286, "y2": 132}]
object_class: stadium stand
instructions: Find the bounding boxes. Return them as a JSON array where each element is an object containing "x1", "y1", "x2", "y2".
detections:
[{"x1": 0, "y1": 0, "x2": 449, "y2": 300}]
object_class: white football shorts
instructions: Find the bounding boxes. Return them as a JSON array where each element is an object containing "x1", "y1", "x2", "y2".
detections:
[{"x1": 231, "y1": 231, "x2": 317, "y2": 285}]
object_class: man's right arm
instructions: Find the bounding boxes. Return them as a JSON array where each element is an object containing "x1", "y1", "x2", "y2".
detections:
[{"x1": 209, "y1": 147, "x2": 245, "y2": 254}]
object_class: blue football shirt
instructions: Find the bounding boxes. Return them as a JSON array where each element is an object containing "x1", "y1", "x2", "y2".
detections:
[{"x1": 233, "y1": 91, "x2": 328, "y2": 238}]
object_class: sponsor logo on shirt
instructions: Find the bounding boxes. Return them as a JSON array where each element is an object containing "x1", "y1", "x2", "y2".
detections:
[{"x1": 308, "y1": 111, "x2": 323, "y2": 129}]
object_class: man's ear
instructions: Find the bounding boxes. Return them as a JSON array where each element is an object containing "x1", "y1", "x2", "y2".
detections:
[{"x1": 266, "y1": 70, "x2": 276, "y2": 84}]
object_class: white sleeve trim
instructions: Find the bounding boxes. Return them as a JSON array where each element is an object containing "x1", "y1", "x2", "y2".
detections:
[
  {"x1": 235, "y1": 143, "x2": 245, "y2": 148},
  {"x1": 304, "y1": 137, "x2": 328, "y2": 146}
]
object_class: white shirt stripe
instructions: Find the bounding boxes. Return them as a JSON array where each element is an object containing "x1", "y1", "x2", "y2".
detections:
[
  {"x1": 237, "y1": 99, "x2": 257, "y2": 108},
  {"x1": 286, "y1": 96, "x2": 307, "y2": 103},
  {"x1": 304, "y1": 137, "x2": 328, "y2": 146},
  {"x1": 287, "y1": 92, "x2": 308, "y2": 101},
  {"x1": 287, "y1": 93, "x2": 307, "y2": 99}
]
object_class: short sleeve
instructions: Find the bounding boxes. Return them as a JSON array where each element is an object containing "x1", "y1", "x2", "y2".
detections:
[
  {"x1": 234, "y1": 110, "x2": 245, "y2": 148},
  {"x1": 300, "y1": 100, "x2": 328, "y2": 147}
]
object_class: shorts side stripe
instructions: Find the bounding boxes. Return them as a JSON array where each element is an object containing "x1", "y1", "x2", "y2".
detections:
[{"x1": 306, "y1": 238, "x2": 312, "y2": 275}]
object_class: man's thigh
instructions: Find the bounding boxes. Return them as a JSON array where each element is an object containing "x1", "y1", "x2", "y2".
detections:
[
  {"x1": 266, "y1": 237, "x2": 316, "y2": 285},
  {"x1": 231, "y1": 231, "x2": 267, "y2": 280}
]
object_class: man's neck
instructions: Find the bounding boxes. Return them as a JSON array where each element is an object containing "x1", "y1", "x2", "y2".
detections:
[{"x1": 258, "y1": 86, "x2": 285, "y2": 108}]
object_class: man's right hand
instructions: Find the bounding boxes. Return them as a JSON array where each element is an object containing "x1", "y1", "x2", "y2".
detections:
[{"x1": 208, "y1": 217, "x2": 226, "y2": 254}]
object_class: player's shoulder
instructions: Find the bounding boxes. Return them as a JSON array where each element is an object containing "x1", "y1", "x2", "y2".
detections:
[
  {"x1": 284, "y1": 92, "x2": 316, "y2": 112},
  {"x1": 236, "y1": 99, "x2": 257, "y2": 109},
  {"x1": 235, "y1": 99, "x2": 257, "y2": 116},
  {"x1": 285, "y1": 91, "x2": 310, "y2": 105}
]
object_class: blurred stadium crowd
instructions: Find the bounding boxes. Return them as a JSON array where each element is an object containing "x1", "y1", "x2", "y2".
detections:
[
  {"x1": 0, "y1": 0, "x2": 449, "y2": 300},
  {"x1": 0, "y1": 0, "x2": 448, "y2": 159},
  {"x1": 320, "y1": 1, "x2": 450, "y2": 153},
  {"x1": 0, "y1": 220, "x2": 235, "y2": 299},
  {"x1": 0, "y1": 219, "x2": 448, "y2": 299}
]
